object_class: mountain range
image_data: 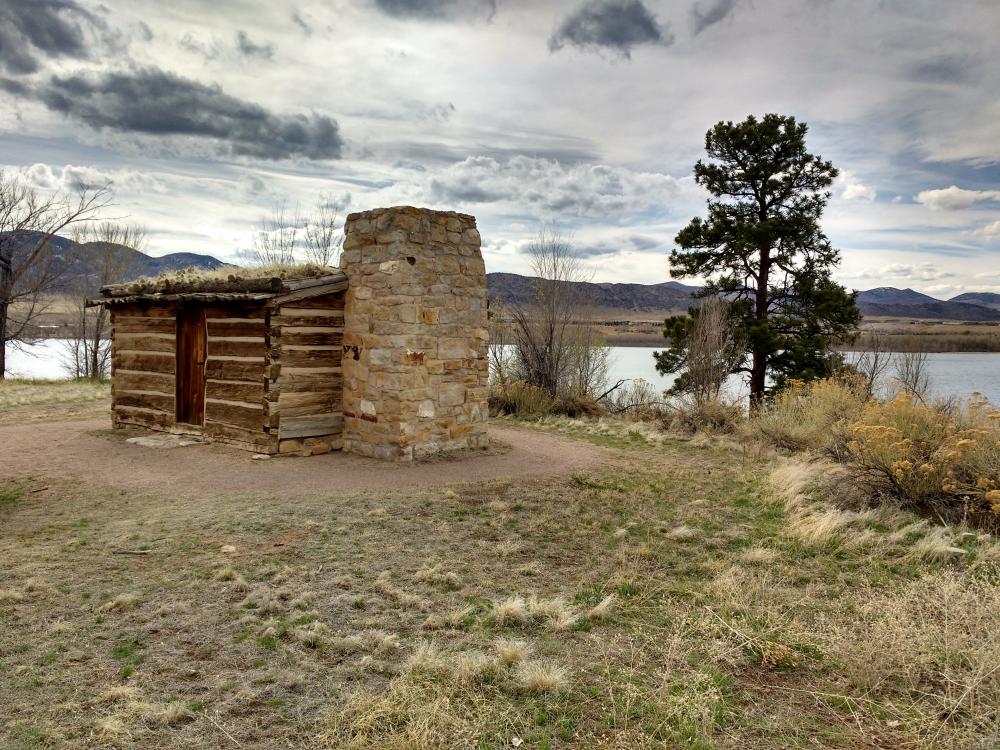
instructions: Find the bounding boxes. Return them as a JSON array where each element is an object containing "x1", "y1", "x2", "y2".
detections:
[
  {"x1": 486, "y1": 274, "x2": 1000, "y2": 322},
  {"x1": 6, "y1": 232, "x2": 999, "y2": 321}
]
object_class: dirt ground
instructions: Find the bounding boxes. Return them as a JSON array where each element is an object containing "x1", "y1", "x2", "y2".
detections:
[{"x1": 0, "y1": 419, "x2": 610, "y2": 497}]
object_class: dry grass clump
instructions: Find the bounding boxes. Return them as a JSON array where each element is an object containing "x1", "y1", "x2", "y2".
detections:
[
  {"x1": 749, "y1": 376, "x2": 865, "y2": 454},
  {"x1": 117, "y1": 263, "x2": 332, "y2": 296},
  {"x1": 514, "y1": 661, "x2": 568, "y2": 694},
  {"x1": 293, "y1": 621, "x2": 331, "y2": 649},
  {"x1": 493, "y1": 639, "x2": 531, "y2": 666},
  {"x1": 492, "y1": 595, "x2": 529, "y2": 626},
  {"x1": 375, "y1": 572, "x2": 429, "y2": 610},
  {"x1": 665, "y1": 524, "x2": 700, "y2": 541},
  {"x1": 422, "y1": 605, "x2": 475, "y2": 630},
  {"x1": 413, "y1": 564, "x2": 463, "y2": 590},
  {"x1": 587, "y1": 594, "x2": 617, "y2": 621},
  {"x1": 740, "y1": 545, "x2": 779, "y2": 566},
  {"x1": 492, "y1": 594, "x2": 581, "y2": 631},
  {"x1": 667, "y1": 397, "x2": 743, "y2": 435},
  {"x1": 98, "y1": 592, "x2": 140, "y2": 612},
  {"x1": 0, "y1": 587, "x2": 25, "y2": 603},
  {"x1": 488, "y1": 380, "x2": 555, "y2": 418},
  {"x1": 406, "y1": 640, "x2": 448, "y2": 674},
  {"x1": 93, "y1": 717, "x2": 130, "y2": 740}
]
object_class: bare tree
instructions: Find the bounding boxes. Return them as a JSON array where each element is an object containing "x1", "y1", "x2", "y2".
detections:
[
  {"x1": 303, "y1": 195, "x2": 343, "y2": 267},
  {"x1": 487, "y1": 293, "x2": 515, "y2": 386},
  {"x1": 508, "y1": 228, "x2": 605, "y2": 397},
  {"x1": 249, "y1": 202, "x2": 301, "y2": 266},
  {"x1": 684, "y1": 298, "x2": 744, "y2": 404},
  {"x1": 63, "y1": 223, "x2": 145, "y2": 379},
  {"x1": 894, "y1": 348, "x2": 932, "y2": 402},
  {"x1": 0, "y1": 171, "x2": 110, "y2": 379},
  {"x1": 852, "y1": 330, "x2": 892, "y2": 400}
]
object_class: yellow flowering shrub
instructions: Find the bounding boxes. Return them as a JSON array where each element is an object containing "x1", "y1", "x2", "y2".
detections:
[
  {"x1": 847, "y1": 394, "x2": 1000, "y2": 526},
  {"x1": 750, "y1": 376, "x2": 866, "y2": 455}
]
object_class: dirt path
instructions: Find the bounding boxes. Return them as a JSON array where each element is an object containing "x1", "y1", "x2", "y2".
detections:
[{"x1": 0, "y1": 418, "x2": 609, "y2": 497}]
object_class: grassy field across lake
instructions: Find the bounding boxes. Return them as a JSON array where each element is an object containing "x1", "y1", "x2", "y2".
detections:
[{"x1": 1, "y1": 381, "x2": 998, "y2": 749}]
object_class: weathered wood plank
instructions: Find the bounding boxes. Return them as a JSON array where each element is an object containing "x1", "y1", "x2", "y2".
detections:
[
  {"x1": 207, "y1": 320, "x2": 266, "y2": 337},
  {"x1": 113, "y1": 351, "x2": 175, "y2": 374},
  {"x1": 279, "y1": 399, "x2": 341, "y2": 419},
  {"x1": 208, "y1": 338, "x2": 265, "y2": 357},
  {"x1": 278, "y1": 293, "x2": 346, "y2": 311},
  {"x1": 112, "y1": 305, "x2": 176, "y2": 319},
  {"x1": 206, "y1": 380, "x2": 264, "y2": 404},
  {"x1": 271, "y1": 314, "x2": 345, "y2": 330},
  {"x1": 114, "y1": 317, "x2": 176, "y2": 334},
  {"x1": 115, "y1": 391, "x2": 175, "y2": 413},
  {"x1": 115, "y1": 333, "x2": 176, "y2": 353},
  {"x1": 203, "y1": 421, "x2": 274, "y2": 448},
  {"x1": 115, "y1": 406, "x2": 175, "y2": 429},
  {"x1": 279, "y1": 414, "x2": 344, "y2": 439},
  {"x1": 203, "y1": 305, "x2": 267, "y2": 319},
  {"x1": 205, "y1": 399, "x2": 264, "y2": 430},
  {"x1": 205, "y1": 359, "x2": 265, "y2": 381},
  {"x1": 115, "y1": 370, "x2": 175, "y2": 393},
  {"x1": 273, "y1": 374, "x2": 343, "y2": 394},
  {"x1": 276, "y1": 331, "x2": 343, "y2": 347},
  {"x1": 274, "y1": 348, "x2": 342, "y2": 368}
]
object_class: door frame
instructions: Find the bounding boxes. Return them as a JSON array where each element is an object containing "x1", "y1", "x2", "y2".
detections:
[{"x1": 175, "y1": 306, "x2": 207, "y2": 426}]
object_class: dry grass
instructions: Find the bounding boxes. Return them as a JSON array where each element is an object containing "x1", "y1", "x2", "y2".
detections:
[
  {"x1": 3, "y1": 390, "x2": 999, "y2": 749},
  {"x1": 0, "y1": 378, "x2": 110, "y2": 425},
  {"x1": 117, "y1": 263, "x2": 332, "y2": 296}
]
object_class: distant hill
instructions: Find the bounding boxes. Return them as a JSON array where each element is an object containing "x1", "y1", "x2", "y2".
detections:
[
  {"x1": 950, "y1": 292, "x2": 1000, "y2": 312},
  {"x1": 487, "y1": 272, "x2": 700, "y2": 316},
  {"x1": 855, "y1": 288, "x2": 1000, "y2": 321},
  {"x1": 488, "y1": 273, "x2": 1000, "y2": 322},
  {"x1": 1, "y1": 231, "x2": 230, "y2": 293}
]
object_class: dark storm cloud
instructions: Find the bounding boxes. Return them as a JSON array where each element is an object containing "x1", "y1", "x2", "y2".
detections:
[
  {"x1": 549, "y1": 0, "x2": 672, "y2": 59},
  {"x1": 18, "y1": 67, "x2": 343, "y2": 160},
  {"x1": 0, "y1": 0, "x2": 120, "y2": 74},
  {"x1": 568, "y1": 234, "x2": 663, "y2": 258},
  {"x1": 691, "y1": 0, "x2": 740, "y2": 35},
  {"x1": 373, "y1": 0, "x2": 497, "y2": 21},
  {"x1": 236, "y1": 30, "x2": 274, "y2": 60},
  {"x1": 909, "y1": 54, "x2": 975, "y2": 84},
  {"x1": 291, "y1": 10, "x2": 313, "y2": 35}
]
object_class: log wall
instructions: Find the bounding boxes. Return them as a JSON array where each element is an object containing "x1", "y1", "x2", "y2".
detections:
[
  {"x1": 269, "y1": 292, "x2": 345, "y2": 455},
  {"x1": 111, "y1": 306, "x2": 178, "y2": 431}
]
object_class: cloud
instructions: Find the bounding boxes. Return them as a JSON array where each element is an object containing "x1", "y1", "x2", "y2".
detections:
[
  {"x1": 878, "y1": 262, "x2": 955, "y2": 282},
  {"x1": 691, "y1": 0, "x2": 741, "y2": 36},
  {"x1": 0, "y1": 0, "x2": 121, "y2": 74},
  {"x1": 974, "y1": 220, "x2": 1000, "y2": 238},
  {"x1": 16, "y1": 67, "x2": 343, "y2": 160},
  {"x1": 569, "y1": 234, "x2": 664, "y2": 258},
  {"x1": 236, "y1": 31, "x2": 274, "y2": 60},
  {"x1": 908, "y1": 54, "x2": 975, "y2": 84},
  {"x1": 291, "y1": 10, "x2": 313, "y2": 35},
  {"x1": 373, "y1": 0, "x2": 496, "y2": 21},
  {"x1": 427, "y1": 155, "x2": 684, "y2": 217},
  {"x1": 549, "y1": 0, "x2": 672, "y2": 59},
  {"x1": 914, "y1": 185, "x2": 1000, "y2": 211},
  {"x1": 179, "y1": 33, "x2": 224, "y2": 61},
  {"x1": 836, "y1": 171, "x2": 876, "y2": 202},
  {"x1": 17, "y1": 162, "x2": 166, "y2": 194}
]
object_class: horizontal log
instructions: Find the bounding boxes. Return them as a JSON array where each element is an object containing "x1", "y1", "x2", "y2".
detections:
[
  {"x1": 273, "y1": 374, "x2": 343, "y2": 394},
  {"x1": 113, "y1": 351, "x2": 175, "y2": 374},
  {"x1": 271, "y1": 314, "x2": 344, "y2": 330},
  {"x1": 206, "y1": 359, "x2": 265, "y2": 381},
  {"x1": 205, "y1": 399, "x2": 264, "y2": 430},
  {"x1": 279, "y1": 414, "x2": 343, "y2": 439},
  {"x1": 278, "y1": 391, "x2": 341, "y2": 417},
  {"x1": 277, "y1": 298, "x2": 345, "y2": 315},
  {"x1": 206, "y1": 379, "x2": 264, "y2": 403},
  {"x1": 203, "y1": 305, "x2": 267, "y2": 319},
  {"x1": 115, "y1": 406, "x2": 175, "y2": 429},
  {"x1": 208, "y1": 338, "x2": 265, "y2": 358},
  {"x1": 115, "y1": 390, "x2": 175, "y2": 413},
  {"x1": 207, "y1": 320, "x2": 266, "y2": 337},
  {"x1": 274, "y1": 283, "x2": 348, "y2": 305},
  {"x1": 114, "y1": 317, "x2": 176, "y2": 334},
  {"x1": 273, "y1": 348, "x2": 342, "y2": 368},
  {"x1": 203, "y1": 421, "x2": 274, "y2": 448},
  {"x1": 114, "y1": 370, "x2": 175, "y2": 393},
  {"x1": 276, "y1": 331, "x2": 343, "y2": 347},
  {"x1": 112, "y1": 306, "x2": 176, "y2": 319},
  {"x1": 115, "y1": 333, "x2": 176, "y2": 353},
  {"x1": 281, "y1": 274, "x2": 347, "y2": 292}
]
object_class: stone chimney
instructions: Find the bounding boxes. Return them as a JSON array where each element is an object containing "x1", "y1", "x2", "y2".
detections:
[{"x1": 339, "y1": 206, "x2": 489, "y2": 460}]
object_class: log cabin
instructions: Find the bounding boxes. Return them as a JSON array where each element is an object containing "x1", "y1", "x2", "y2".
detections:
[
  {"x1": 91, "y1": 273, "x2": 349, "y2": 455},
  {"x1": 89, "y1": 206, "x2": 491, "y2": 460}
]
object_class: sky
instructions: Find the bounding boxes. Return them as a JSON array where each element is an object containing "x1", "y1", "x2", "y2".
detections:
[{"x1": 1, "y1": 0, "x2": 999, "y2": 299}]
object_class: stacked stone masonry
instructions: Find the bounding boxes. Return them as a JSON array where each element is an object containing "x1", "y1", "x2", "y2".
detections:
[{"x1": 340, "y1": 206, "x2": 489, "y2": 460}]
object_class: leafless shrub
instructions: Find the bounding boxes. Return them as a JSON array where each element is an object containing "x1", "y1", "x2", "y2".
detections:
[
  {"x1": 248, "y1": 202, "x2": 301, "y2": 266},
  {"x1": 685, "y1": 299, "x2": 744, "y2": 405},
  {"x1": 851, "y1": 330, "x2": 892, "y2": 400},
  {"x1": 894, "y1": 349, "x2": 932, "y2": 402},
  {"x1": 303, "y1": 194, "x2": 344, "y2": 267}
]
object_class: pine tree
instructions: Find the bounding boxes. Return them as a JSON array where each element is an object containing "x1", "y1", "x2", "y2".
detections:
[{"x1": 661, "y1": 114, "x2": 860, "y2": 404}]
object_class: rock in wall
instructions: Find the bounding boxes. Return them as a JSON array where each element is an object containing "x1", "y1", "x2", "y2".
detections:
[{"x1": 340, "y1": 206, "x2": 489, "y2": 460}]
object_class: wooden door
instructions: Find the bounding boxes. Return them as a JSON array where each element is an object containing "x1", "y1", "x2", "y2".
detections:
[{"x1": 176, "y1": 307, "x2": 206, "y2": 425}]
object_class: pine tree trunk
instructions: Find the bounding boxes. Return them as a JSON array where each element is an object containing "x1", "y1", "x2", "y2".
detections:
[{"x1": 750, "y1": 241, "x2": 771, "y2": 408}]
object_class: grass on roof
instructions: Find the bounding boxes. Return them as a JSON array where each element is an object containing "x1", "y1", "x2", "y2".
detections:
[{"x1": 111, "y1": 264, "x2": 336, "y2": 297}]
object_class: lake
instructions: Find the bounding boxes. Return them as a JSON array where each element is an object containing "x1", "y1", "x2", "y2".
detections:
[{"x1": 6, "y1": 340, "x2": 1000, "y2": 405}]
